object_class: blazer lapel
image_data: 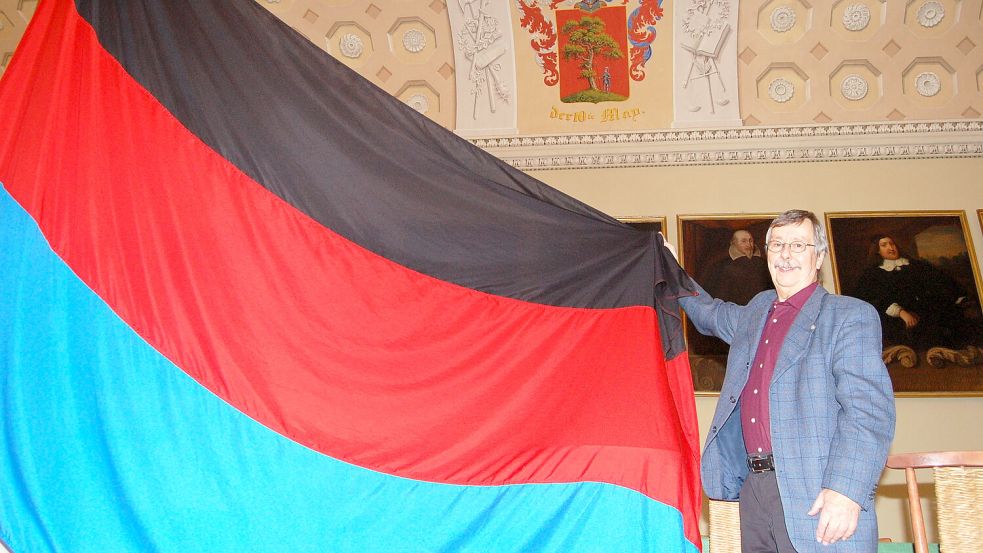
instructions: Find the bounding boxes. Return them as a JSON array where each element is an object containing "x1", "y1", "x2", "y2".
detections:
[{"x1": 772, "y1": 286, "x2": 827, "y2": 382}]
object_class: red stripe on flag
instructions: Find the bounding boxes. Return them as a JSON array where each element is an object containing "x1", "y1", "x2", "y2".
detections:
[{"x1": 0, "y1": 1, "x2": 700, "y2": 546}]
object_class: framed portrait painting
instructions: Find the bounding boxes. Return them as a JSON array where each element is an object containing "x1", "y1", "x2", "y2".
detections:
[
  {"x1": 825, "y1": 211, "x2": 983, "y2": 396},
  {"x1": 677, "y1": 214, "x2": 779, "y2": 394}
]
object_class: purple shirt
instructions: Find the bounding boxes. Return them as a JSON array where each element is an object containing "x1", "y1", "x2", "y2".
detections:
[{"x1": 741, "y1": 282, "x2": 819, "y2": 455}]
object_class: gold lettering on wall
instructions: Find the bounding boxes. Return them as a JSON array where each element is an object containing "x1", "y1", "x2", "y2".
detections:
[{"x1": 548, "y1": 105, "x2": 645, "y2": 124}]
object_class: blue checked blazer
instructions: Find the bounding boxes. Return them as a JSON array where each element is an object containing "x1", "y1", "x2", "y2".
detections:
[{"x1": 681, "y1": 282, "x2": 895, "y2": 552}]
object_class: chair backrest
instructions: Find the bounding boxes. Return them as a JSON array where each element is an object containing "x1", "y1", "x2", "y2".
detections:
[
  {"x1": 885, "y1": 451, "x2": 983, "y2": 553},
  {"x1": 708, "y1": 499, "x2": 741, "y2": 553}
]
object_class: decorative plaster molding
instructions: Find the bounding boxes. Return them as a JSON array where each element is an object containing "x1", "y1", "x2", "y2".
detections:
[
  {"x1": 468, "y1": 120, "x2": 983, "y2": 170},
  {"x1": 842, "y1": 4, "x2": 870, "y2": 31},
  {"x1": 681, "y1": 0, "x2": 731, "y2": 39},
  {"x1": 673, "y1": 0, "x2": 741, "y2": 127},
  {"x1": 402, "y1": 29, "x2": 426, "y2": 53},
  {"x1": 407, "y1": 94, "x2": 429, "y2": 114},
  {"x1": 841, "y1": 75, "x2": 869, "y2": 101},
  {"x1": 917, "y1": 1, "x2": 945, "y2": 27},
  {"x1": 915, "y1": 72, "x2": 941, "y2": 97},
  {"x1": 768, "y1": 78, "x2": 794, "y2": 103},
  {"x1": 770, "y1": 6, "x2": 796, "y2": 33},
  {"x1": 449, "y1": 0, "x2": 518, "y2": 136},
  {"x1": 339, "y1": 33, "x2": 364, "y2": 59}
]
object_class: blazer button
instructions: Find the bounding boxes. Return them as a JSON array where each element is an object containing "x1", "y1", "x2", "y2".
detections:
[
  {"x1": 711, "y1": 425, "x2": 718, "y2": 433},
  {"x1": 729, "y1": 396, "x2": 736, "y2": 404}
]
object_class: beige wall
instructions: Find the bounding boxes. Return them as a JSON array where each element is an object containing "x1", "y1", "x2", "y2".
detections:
[{"x1": 535, "y1": 157, "x2": 983, "y2": 542}]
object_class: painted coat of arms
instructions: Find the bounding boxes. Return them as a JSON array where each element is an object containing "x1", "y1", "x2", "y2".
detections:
[{"x1": 515, "y1": 0, "x2": 664, "y2": 103}]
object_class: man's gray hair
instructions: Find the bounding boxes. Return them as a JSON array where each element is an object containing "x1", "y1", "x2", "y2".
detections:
[{"x1": 765, "y1": 209, "x2": 828, "y2": 255}]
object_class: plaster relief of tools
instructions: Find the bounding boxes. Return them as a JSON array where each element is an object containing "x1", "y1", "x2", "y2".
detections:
[
  {"x1": 458, "y1": 0, "x2": 511, "y2": 119},
  {"x1": 681, "y1": 0, "x2": 731, "y2": 113}
]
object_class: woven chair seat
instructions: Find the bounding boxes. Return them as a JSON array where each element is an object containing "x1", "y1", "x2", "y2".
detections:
[
  {"x1": 886, "y1": 451, "x2": 983, "y2": 553},
  {"x1": 708, "y1": 498, "x2": 741, "y2": 553}
]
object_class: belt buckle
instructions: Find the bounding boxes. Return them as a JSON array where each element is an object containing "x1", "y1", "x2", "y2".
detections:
[{"x1": 747, "y1": 454, "x2": 774, "y2": 473}]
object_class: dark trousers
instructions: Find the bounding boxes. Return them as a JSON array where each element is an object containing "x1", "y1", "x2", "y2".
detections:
[{"x1": 739, "y1": 470, "x2": 797, "y2": 553}]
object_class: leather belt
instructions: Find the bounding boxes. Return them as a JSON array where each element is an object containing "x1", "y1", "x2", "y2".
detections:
[{"x1": 747, "y1": 453, "x2": 775, "y2": 473}]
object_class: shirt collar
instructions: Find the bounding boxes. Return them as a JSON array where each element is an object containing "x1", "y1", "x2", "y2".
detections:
[
  {"x1": 879, "y1": 257, "x2": 910, "y2": 271},
  {"x1": 775, "y1": 281, "x2": 819, "y2": 309}
]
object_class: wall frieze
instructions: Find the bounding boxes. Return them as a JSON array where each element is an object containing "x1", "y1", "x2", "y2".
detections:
[{"x1": 469, "y1": 120, "x2": 983, "y2": 170}]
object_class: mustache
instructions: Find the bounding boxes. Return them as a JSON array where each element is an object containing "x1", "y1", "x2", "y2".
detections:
[{"x1": 773, "y1": 261, "x2": 799, "y2": 270}]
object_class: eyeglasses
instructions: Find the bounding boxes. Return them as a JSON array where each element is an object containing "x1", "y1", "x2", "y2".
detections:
[{"x1": 765, "y1": 240, "x2": 815, "y2": 253}]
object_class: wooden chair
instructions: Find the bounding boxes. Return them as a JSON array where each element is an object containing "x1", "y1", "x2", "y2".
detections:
[
  {"x1": 708, "y1": 499, "x2": 741, "y2": 553},
  {"x1": 885, "y1": 451, "x2": 983, "y2": 553}
]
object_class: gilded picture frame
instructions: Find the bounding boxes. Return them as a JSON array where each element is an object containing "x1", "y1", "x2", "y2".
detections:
[
  {"x1": 825, "y1": 211, "x2": 983, "y2": 396},
  {"x1": 677, "y1": 213, "x2": 779, "y2": 394},
  {"x1": 617, "y1": 215, "x2": 666, "y2": 236}
]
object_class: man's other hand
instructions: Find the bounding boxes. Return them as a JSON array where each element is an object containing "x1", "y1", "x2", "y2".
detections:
[{"x1": 807, "y1": 488, "x2": 861, "y2": 545}]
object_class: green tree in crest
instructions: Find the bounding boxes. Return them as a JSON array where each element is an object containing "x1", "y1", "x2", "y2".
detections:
[{"x1": 561, "y1": 16, "x2": 623, "y2": 92}]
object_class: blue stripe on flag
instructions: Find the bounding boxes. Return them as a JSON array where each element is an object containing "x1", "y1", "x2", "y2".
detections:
[{"x1": 0, "y1": 185, "x2": 696, "y2": 553}]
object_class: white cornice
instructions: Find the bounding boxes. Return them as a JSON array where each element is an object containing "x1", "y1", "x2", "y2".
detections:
[{"x1": 469, "y1": 120, "x2": 983, "y2": 170}]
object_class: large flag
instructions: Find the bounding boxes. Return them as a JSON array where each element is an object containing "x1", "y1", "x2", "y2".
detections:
[{"x1": 0, "y1": 1, "x2": 701, "y2": 551}]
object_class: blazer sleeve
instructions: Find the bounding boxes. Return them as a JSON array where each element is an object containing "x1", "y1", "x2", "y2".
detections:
[
  {"x1": 678, "y1": 279, "x2": 746, "y2": 345},
  {"x1": 822, "y1": 300, "x2": 896, "y2": 511}
]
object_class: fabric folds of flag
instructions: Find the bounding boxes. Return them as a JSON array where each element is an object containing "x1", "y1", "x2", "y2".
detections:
[{"x1": 0, "y1": 1, "x2": 701, "y2": 552}]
